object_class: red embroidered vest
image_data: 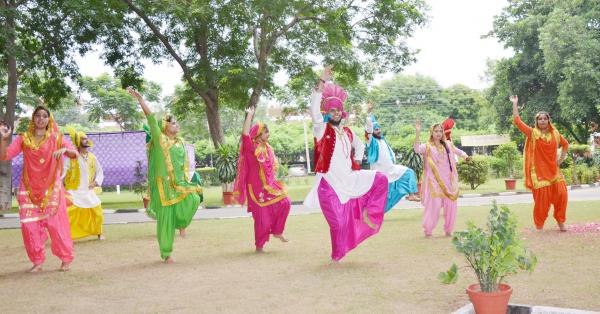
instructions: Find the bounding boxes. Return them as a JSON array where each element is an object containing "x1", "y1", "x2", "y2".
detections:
[{"x1": 314, "y1": 123, "x2": 361, "y2": 173}]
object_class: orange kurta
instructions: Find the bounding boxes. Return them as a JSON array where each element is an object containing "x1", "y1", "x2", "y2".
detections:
[{"x1": 513, "y1": 116, "x2": 569, "y2": 228}]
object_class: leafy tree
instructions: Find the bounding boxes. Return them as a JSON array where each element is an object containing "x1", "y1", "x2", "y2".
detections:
[
  {"x1": 0, "y1": 0, "x2": 115, "y2": 209},
  {"x1": 493, "y1": 142, "x2": 519, "y2": 179},
  {"x1": 443, "y1": 84, "x2": 491, "y2": 131},
  {"x1": 86, "y1": 0, "x2": 427, "y2": 147},
  {"x1": 80, "y1": 74, "x2": 161, "y2": 131},
  {"x1": 367, "y1": 74, "x2": 448, "y2": 136},
  {"x1": 486, "y1": 0, "x2": 600, "y2": 143},
  {"x1": 457, "y1": 156, "x2": 489, "y2": 190}
]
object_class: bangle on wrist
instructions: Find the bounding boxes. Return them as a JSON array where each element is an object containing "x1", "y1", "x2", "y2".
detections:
[{"x1": 319, "y1": 78, "x2": 326, "y2": 83}]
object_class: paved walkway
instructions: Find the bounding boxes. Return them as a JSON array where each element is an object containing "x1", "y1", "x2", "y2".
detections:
[{"x1": 1, "y1": 185, "x2": 599, "y2": 230}]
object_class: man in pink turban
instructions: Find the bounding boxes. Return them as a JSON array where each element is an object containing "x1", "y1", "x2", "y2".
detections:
[
  {"x1": 303, "y1": 66, "x2": 388, "y2": 261},
  {"x1": 233, "y1": 106, "x2": 291, "y2": 252}
]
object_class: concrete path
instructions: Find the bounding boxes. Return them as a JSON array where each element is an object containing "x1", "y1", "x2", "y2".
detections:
[{"x1": 1, "y1": 185, "x2": 599, "y2": 230}]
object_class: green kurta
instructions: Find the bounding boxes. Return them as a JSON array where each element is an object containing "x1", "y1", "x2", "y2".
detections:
[{"x1": 146, "y1": 114, "x2": 202, "y2": 259}]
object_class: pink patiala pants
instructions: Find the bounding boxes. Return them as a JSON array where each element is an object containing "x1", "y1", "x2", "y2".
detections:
[
  {"x1": 318, "y1": 172, "x2": 388, "y2": 261},
  {"x1": 250, "y1": 197, "x2": 291, "y2": 249},
  {"x1": 422, "y1": 197, "x2": 457, "y2": 236},
  {"x1": 21, "y1": 206, "x2": 74, "y2": 265}
]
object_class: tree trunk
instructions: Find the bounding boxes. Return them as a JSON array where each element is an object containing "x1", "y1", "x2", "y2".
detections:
[
  {"x1": 0, "y1": 3, "x2": 18, "y2": 210},
  {"x1": 203, "y1": 89, "x2": 225, "y2": 147}
]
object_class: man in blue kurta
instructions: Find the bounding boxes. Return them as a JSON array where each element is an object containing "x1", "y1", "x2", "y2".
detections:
[{"x1": 365, "y1": 103, "x2": 420, "y2": 213}]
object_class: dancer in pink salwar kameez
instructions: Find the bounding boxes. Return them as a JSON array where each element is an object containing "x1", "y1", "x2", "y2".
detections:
[
  {"x1": 0, "y1": 106, "x2": 78, "y2": 272},
  {"x1": 233, "y1": 106, "x2": 291, "y2": 252},
  {"x1": 413, "y1": 120, "x2": 470, "y2": 237},
  {"x1": 303, "y1": 66, "x2": 388, "y2": 261}
]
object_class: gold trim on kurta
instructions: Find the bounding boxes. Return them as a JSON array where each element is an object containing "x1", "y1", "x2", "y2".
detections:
[
  {"x1": 526, "y1": 128, "x2": 564, "y2": 189},
  {"x1": 425, "y1": 143, "x2": 459, "y2": 200},
  {"x1": 20, "y1": 214, "x2": 50, "y2": 223},
  {"x1": 247, "y1": 184, "x2": 288, "y2": 207},
  {"x1": 21, "y1": 133, "x2": 62, "y2": 211}
]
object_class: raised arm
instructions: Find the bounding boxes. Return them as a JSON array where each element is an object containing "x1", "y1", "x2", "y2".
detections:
[
  {"x1": 242, "y1": 106, "x2": 255, "y2": 136},
  {"x1": 0, "y1": 124, "x2": 13, "y2": 160},
  {"x1": 127, "y1": 87, "x2": 152, "y2": 116},
  {"x1": 413, "y1": 119, "x2": 425, "y2": 154},
  {"x1": 510, "y1": 95, "x2": 520, "y2": 119},
  {"x1": 365, "y1": 102, "x2": 374, "y2": 142},
  {"x1": 510, "y1": 95, "x2": 532, "y2": 137},
  {"x1": 310, "y1": 65, "x2": 333, "y2": 139}
]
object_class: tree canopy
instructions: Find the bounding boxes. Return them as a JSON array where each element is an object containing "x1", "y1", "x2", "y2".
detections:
[{"x1": 486, "y1": 0, "x2": 600, "y2": 143}]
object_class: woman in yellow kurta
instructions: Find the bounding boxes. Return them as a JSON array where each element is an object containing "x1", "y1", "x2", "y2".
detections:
[
  {"x1": 128, "y1": 87, "x2": 202, "y2": 263},
  {"x1": 510, "y1": 95, "x2": 569, "y2": 231}
]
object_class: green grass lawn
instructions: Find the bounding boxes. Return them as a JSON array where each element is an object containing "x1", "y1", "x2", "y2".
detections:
[
  {"x1": 0, "y1": 200, "x2": 599, "y2": 312},
  {"x1": 2, "y1": 176, "x2": 579, "y2": 212}
]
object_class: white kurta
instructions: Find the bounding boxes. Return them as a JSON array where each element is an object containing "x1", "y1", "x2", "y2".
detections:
[
  {"x1": 303, "y1": 90, "x2": 376, "y2": 208},
  {"x1": 63, "y1": 155, "x2": 104, "y2": 208},
  {"x1": 365, "y1": 114, "x2": 408, "y2": 182}
]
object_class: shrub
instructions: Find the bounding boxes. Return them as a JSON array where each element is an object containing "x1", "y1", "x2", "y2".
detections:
[
  {"x1": 439, "y1": 202, "x2": 537, "y2": 292},
  {"x1": 488, "y1": 156, "x2": 506, "y2": 178},
  {"x1": 493, "y1": 142, "x2": 520, "y2": 178},
  {"x1": 277, "y1": 163, "x2": 289, "y2": 181},
  {"x1": 457, "y1": 155, "x2": 489, "y2": 190},
  {"x1": 575, "y1": 164, "x2": 599, "y2": 184}
]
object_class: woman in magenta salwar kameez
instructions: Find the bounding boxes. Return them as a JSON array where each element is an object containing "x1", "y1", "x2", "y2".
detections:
[
  {"x1": 0, "y1": 106, "x2": 78, "y2": 272},
  {"x1": 414, "y1": 120, "x2": 470, "y2": 237},
  {"x1": 233, "y1": 106, "x2": 291, "y2": 252}
]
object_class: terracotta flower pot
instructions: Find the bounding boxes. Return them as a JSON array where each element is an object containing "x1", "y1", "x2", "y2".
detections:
[
  {"x1": 504, "y1": 179, "x2": 516, "y2": 190},
  {"x1": 466, "y1": 283, "x2": 512, "y2": 314},
  {"x1": 222, "y1": 191, "x2": 234, "y2": 205},
  {"x1": 143, "y1": 196, "x2": 150, "y2": 209},
  {"x1": 417, "y1": 182, "x2": 422, "y2": 196}
]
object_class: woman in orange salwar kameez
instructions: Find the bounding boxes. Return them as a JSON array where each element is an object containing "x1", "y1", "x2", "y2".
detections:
[
  {"x1": 0, "y1": 106, "x2": 78, "y2": 272},
  {"x1": 510, "y1": 95, "x2": 569, "y2": 231}
]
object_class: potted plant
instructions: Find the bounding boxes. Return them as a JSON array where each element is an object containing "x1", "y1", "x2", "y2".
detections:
[
  {"x1": 439, "y1": 201, "x2": 537, "y2": 314},
  {"x1": 214, "y1": 144, "x2": 239, "y2": 205},
  {"x1": 493, "y1": 142, "x2": 519, "y2": 190},
  {"x1": 401, "y1": 147, "x2": 424, "y2": 194}
]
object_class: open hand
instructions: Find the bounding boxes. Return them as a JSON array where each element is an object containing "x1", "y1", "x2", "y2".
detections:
[
  {"x1": 0, "y1": 125, "x2": 12, "y2": 140},
  {"x1": 509, "y1": 95, "x2": 518, "y2": 105},
  {"x1": 415, "y1": 119, "x2": 422, "y2": 132},
  {"x1": 320, "y1": 65, "x2": 333, "y2": 82},
  {"x1": 52, "y1": 148, "x2": 67, "y2": 159},
  {"x1": 367, "y1": 101, "x2": 374, "y2": 113},
  {"x1": 126, "y1": 86, "x2": 142, "y2": 99}
]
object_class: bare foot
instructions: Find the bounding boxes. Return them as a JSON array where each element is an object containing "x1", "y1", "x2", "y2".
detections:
[
  {"x1": 98, "y1": 234, "x2": 105, "y2": 240},
  {"x1": 407, "y1": 194, "x2": 421, "y2": 202},
  {"x1": 179, "y1": 228, "x2": 186, "y2": 238},
  {"x1": 60, "y1": 262, "x2": 70, "y2": 272},
  {"x1": 27, "y1": 264, "x2": 43, "y2": 273},
  {"x1": 164, "y1": 256, "x2": 175, "y2": 264},
  {"x1": 273, "y1": 234, "x2": 289, "y2": 242},
  {"x1": 558, "y1": 223, "x2": 567, "y2": 232},
  {"x1": 255, "y1": 247, "x2": 264, "y2": 253},
  {"x1": 425, "y1": 234, "x2": 432, "y2": 238},
  {"x1": 535, "y1": 226, "x2": 543, "y2": 231},
  {"x1": 445, "y1": 232, "x2": 452, "y2": 237}
]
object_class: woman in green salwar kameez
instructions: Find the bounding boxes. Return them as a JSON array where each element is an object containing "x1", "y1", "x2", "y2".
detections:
[{"x1": 128, "y1": 87, "x2": 202, "y2": 263}]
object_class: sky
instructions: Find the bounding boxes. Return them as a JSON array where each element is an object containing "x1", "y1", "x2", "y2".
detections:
[{"x1": 75, "y1": 0, "x2": 513, "y2": 96}]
